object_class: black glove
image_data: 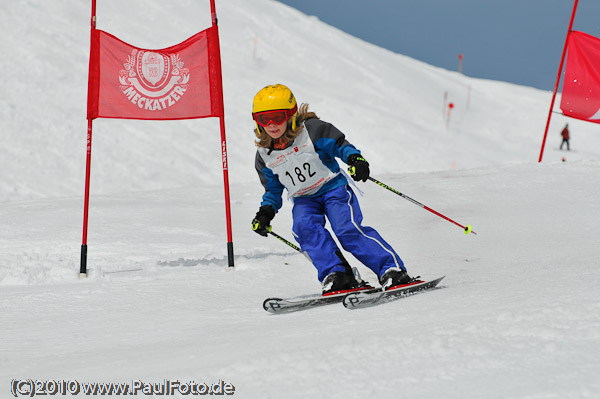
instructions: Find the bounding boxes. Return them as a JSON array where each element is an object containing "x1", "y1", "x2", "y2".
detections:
[
  {"x1": 251, "y1": 205, "x2": 276, "y2": 237},
  {"x1": 347, "y1": 153, "x2": 370, "y2": 182}
]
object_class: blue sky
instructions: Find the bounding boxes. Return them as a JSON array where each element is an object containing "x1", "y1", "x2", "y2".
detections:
[{"x1": 275, "y1": 0, "x2": 600, "y2": 91}]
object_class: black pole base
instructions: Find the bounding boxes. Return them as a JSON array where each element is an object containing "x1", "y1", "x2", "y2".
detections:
[
  {"x1": 80, "y1": 244, "x2": 88, "y2": 277},
  {"x1": 227, "y1": 241, "x2": 234, "y2": 268}
]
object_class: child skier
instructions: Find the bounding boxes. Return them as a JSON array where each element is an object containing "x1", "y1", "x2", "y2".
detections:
[{"x1": 251, "y1": 84, "x2": 416, "y2": 295}]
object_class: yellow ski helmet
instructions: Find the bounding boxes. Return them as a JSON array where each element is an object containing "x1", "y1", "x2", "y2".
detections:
[{"x1": 252, "y1": 84, "x2": 298, "y2": 131}]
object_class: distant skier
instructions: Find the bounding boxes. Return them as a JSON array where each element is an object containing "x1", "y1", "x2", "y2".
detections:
[
  {"x1": 250, "y1": 84, "x2": 417, "y2": 295},
  {"x1": 560, "y1": 124, "x2": 570, "y2": 151}
]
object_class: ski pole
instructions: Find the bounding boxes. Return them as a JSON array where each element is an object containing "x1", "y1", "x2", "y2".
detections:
[
  {"x1": 268, "y1": 229, "x2": 300, "y2": 252},
  {"x1": 269, "y1": 230, "x2": 361, "y2": 274},
  {"x1": 267, "y1": 229, "x2": 313, "y2": 262},
  {"x1": 368, "y1": 176, "x2": 476, "y2": 235}
]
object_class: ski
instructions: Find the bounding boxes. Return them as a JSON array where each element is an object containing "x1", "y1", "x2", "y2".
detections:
[
  {"x1": 263, "y1": 287, "x2": 379, "y2": 314},
  {"x1": 342, "y1": 276, "x2": 445, "y2": 310}
]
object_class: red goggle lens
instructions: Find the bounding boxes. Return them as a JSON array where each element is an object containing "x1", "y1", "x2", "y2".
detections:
[
  {"x1": 253, "y1": 105, "x2": 297, "y2": 127},
  {"x1": 254, "y1": 110, "x2": 289, "y2": 127}
]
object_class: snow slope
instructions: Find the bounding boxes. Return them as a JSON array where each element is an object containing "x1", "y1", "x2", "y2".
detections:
[
  {"x1": 3, "y1": 164, "x2": 600, "y2": 398},
  {"x1": 2, "y1": 0, "x2": 600, "y2": 398}
]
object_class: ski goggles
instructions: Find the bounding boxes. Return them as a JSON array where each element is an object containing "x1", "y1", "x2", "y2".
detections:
[{"x1": 252, "y1": 105, "x2": 298, "y2": 127}]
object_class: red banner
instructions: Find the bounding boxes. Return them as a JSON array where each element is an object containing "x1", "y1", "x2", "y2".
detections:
[
  {"x1": 87, "y1": 27, "x2": 222, "y2": 120},
  {"x1": 560, "y1": 31, "x2": 600, "y2": 123}
]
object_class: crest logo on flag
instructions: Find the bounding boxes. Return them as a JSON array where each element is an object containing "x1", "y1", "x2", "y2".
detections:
[
  {"x1": 138, "y1": 51, "x2": 169, "y2": 87},
  {"x1": 118, "y1": 50, "x2": 190, "y2": 111}
]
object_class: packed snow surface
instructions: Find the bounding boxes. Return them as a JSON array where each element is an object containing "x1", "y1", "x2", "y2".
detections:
[{"x1": 1, "y1": 0, "x2": 599, "y2": 398}]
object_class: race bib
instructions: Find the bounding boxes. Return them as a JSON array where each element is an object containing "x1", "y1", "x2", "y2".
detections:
[{"x1": 259, "y1": 129, "x2": 338, "y2": 198}]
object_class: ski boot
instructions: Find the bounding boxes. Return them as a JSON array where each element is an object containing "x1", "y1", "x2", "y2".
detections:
[
  {"x1": 379, "y1": 268, "x2": 421, "y2": 291},
  {"x1": 322, "y1": 267, "x2": 372, "y2": 296}
]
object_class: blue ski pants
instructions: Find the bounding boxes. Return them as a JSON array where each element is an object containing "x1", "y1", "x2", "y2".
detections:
[{"x1": 292, "y1": 185, "x2": 405, "y2": 282}]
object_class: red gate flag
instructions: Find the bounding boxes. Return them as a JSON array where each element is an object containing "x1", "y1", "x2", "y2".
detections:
[
  {"x1": 81, "y1": 0, "x2": 234, "y2": 277},
  {"x1": 87, "y1": 27, "x2": 222, "y2": 120},
  {"x1": 560, "y1": 31, "x2": 600, "y2": 123}
]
